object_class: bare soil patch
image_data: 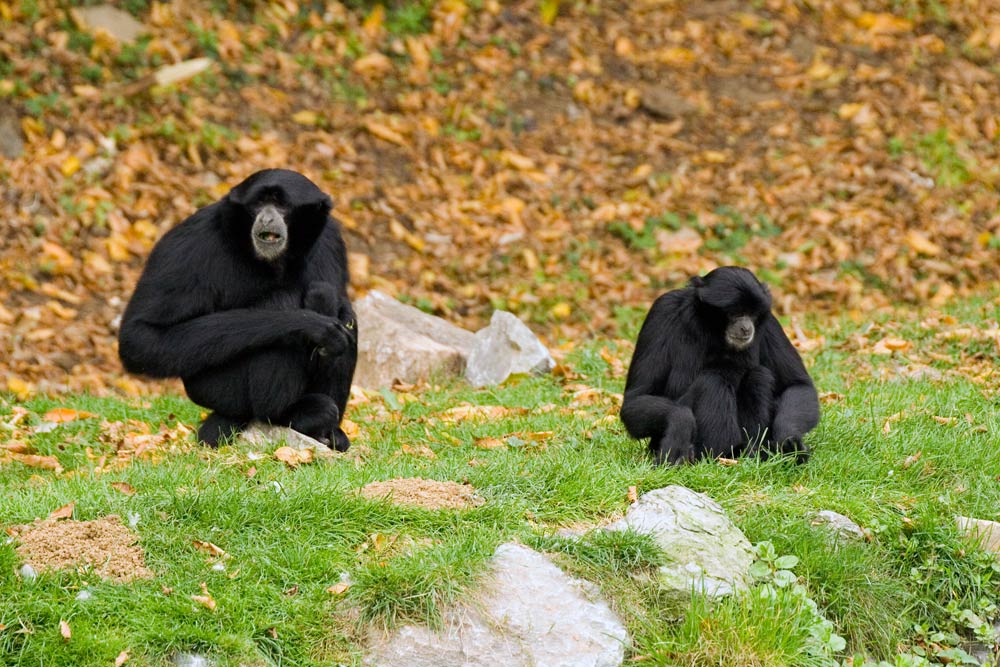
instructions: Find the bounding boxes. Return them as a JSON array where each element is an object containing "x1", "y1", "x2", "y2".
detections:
[
  {"x1": 360, "y1": 478, "x2": 484, "y2": 510},
  {"x1": 10, "y1": 515, "x2": 153, "y2": 582}
]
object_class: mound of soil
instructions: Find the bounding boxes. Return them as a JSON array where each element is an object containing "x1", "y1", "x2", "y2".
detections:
[
  {"x1": 11, "y1": 515, "x2": 153, "y2": 582},
  {"x1": 360, "y1": 478, "x2": 484, "y2": 510}
]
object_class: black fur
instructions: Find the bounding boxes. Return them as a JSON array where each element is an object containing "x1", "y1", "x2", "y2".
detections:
[
  {"x1": 118, "y1": 169, "x2": 357, "y2": 449},
  {"x1": 620, "y1": 266, "x2": 819, "y2": 465}
]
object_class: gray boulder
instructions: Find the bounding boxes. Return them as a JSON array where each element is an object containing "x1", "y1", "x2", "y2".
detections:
[
  {"x1": 366, "y1": 543, "x2": 628, "y2": 667},
  {"x1": 353, "y1": 291, "x2": 476, "y2": 390},
  {"x1": 465, "y1": 311, "x2": 555, "y2": 387},
  {"x1": 606, "y1": 486, "x2": 753, "y2": 598}
]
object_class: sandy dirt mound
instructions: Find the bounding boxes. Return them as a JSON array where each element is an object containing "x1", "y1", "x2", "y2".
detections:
[
  {"x1": 360, "y1": 478, "x2": 484, "y2": 510},
  {"x1": 11, "y1": 515, "x2": 153, "y2": 582}
]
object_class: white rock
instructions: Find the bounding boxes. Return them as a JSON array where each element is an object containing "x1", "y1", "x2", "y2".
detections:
[
  {"x1": 172, "y1": 654, "x2": 214, "y2": 667},
  {"x1": 813, "y1": 510, "x2": 866, "y2": 541},
  {"x1": 76, "y1": 590, "x2": 94, "y2": 601},
  {"x1": 75, "y1": 5, "x2": 146, "y2": 43},
  {"x1": 19, "y1": 564, "x2": 37, "y2": 581},
  {"x1": 957, "y1": 516, "x2": 1000, "y2": 554},
  {"x1": 465, "y1": 311, "x2": 555, "y2": 387},
  {"x1": 366, "y1": 543, "x2": 628, "y2": 667},
  {"x1": 606, "y1": 486, "x2": 753, "y2": 598},
  {"x1": 353, "y1": 291, "x2": 476, "y2": 390}
]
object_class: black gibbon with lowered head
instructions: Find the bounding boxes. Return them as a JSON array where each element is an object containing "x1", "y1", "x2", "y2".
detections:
[
  {"x1": 619, "y1": 266, "x2": 819, "y2": 465},
  {"x1": 118, "y1": 169, "x2": 357, "y2": 450}
]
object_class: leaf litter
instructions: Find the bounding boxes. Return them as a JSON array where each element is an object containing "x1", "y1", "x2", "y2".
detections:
[{"x1": 2, "y1": 1, "x2": 998, "y2": 399}]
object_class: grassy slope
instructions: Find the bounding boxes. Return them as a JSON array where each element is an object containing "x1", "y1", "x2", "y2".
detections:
[{"x1": 1, "y1": 300, "x2": 999, "y2": 667}]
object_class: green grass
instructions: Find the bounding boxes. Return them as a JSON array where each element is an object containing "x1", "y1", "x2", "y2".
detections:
[{"x1": 2, "y1": 298, "x2": 1000, "y2": 666}]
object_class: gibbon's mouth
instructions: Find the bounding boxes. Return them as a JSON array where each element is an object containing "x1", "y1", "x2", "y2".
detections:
[
  {"x1": 727, "y1": 333, "x2": 754, "y2": 349},
  {"x1": 252, "y1": 204, "x2": 289, "y2": 261},
  {"x1": 256, "y1": 230, "x2": 285, "y2": 243}
]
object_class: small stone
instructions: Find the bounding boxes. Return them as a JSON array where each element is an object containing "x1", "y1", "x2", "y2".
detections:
[
  {"x1": 956, "y1": 516, "x2": 1000, "y2": 554},
  {"x1": 606, "y1": 485, "x2": 753, "y2": 598},
  {"x1": 465, "y1": 311, "x2": 555, "y2": 387},
  {"x1": 75, "y1": 5, "x2": 146, "y2": 43},
  {"x1": 639, "y1": 86, "x2": 699, "y2": 119},
  {"x1": 0, "y1": 104, "x2": 24, "y2": 160},
  {"x1": 210, "y1": 562, "x2": 226, "y2": 573},
  {"x1": 76, "y1": 589, "x2": 93, "y2": 601},
  {"x1": 787, "y1": 33, "x2": 816, "y2": 64},
  {"x1": 19, "y1": 564, "x2": 38, "y2": 581},
  {"x1": 172, "y1": 654, "x2": 214, "y2": 667},
  {"x1": 239, "y1": 423, "x2": 334, "y2": 455},
  {"x1": 812, "y1": 510, "x2": 866, "y2": 541}
]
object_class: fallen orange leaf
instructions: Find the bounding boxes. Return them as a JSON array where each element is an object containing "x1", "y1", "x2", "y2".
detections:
[
  {"x1": 13, "y1": 454, "x2": 63, "y2": 473},
  {"x1": 326, "y1": 581, "x2": 350, "y2": 595},
  {"x1": 192, "y1": 540, "x2": 227, "y2": 558},
  {"x1": 274, "y1": 446, "x2": 313, "y2": 467},
  {"x1": 191, "y1": 582, "x2": 216, "y2": 611},
  {"x1": 474, "y1": 437, "x2": 506, "y2": 450},
  {"x1": 401, "y1": 443, "x2": 437, "y2": 459},
  {"x1": 59, "y1": 619, "x2": 71, "y2": 641},
  {"x1": 48, "y1": 502, "x2": 75, "y2": 520},
  {"x1": 42, "y1": 408, "x2": 97, "y2": 424},
  {"x1": 111, "y1": 482, "x2": 136, "y2": 496}
]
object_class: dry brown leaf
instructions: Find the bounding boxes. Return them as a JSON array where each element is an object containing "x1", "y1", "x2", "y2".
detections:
[
  {"x1": 273, "y1": 446, "x2": 313, "y2": 467},
  {"x1": 192, "y1": 540, "x2": 227, "y2": 558},
  {"x1": 2, "y1": 441, "x2": 31, "y2": 454},
  {"x1": 327, "y1": 581, "x2": 351, "y2": 595},
  {"x1": 48, "y1": 502, "x2": 75, "y2": 520},
  {"x1": 341, "y1": 419, "x2": 360, "y2": 439},
  {"x1": 856, "y1": 12, "x2": 913, "y2": 34},
  {"x1": 352, "y1": 52, "x2": 393, "y2": 77},
  {"x1": 291, "y1": 110, "x2": 320, "y2": 126},
  {"x1": 59, "y1": 619, "x2": 71, "y2": 642},
  {"x1": 932, "y1": 416, "x2": 956, "y2": 425},
  {"x1": 401, "y1": 443, "x2": 437, "y2": 459},
  {"x1": 474, "y1": 437, "x2": 506, "y2": 450},
  {"x1": 41, "y1": 408, "x2": 97, "y2": 424},
  {"x1": 905, "y1": 230, "x2": 942, "y2": 256},
  {"x1": 191, "y1": 582, "x2": 216, "y2": 611},
  {"x1": 364, "y1": 120, "x2": 408, "y2": 147},
  {"x1": 626, "y1": 485, "x2": 638, "y2": 504},
  {"x1": 13, "y1": 454, "x2": 63, "y2": 473},
  {"x1": 873, "y1": 337, "x2": 911, "y2": 354},
  {"x1": 901, "y1": 451, "x2": 923, "y2": 469},
  {"x1": 883, "y1": 411, "x2": 904, "y2": 435},
  {"x1": 111, "y1": 482, "x2": 136, "y2": 496},
  {"x1": 114, "y1": 650, "x2": 129, "y2": 667}
]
